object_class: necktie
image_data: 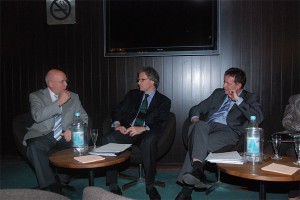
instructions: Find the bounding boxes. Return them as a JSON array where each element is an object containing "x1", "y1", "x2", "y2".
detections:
[
  {"x1": 134, "y1": 94, "x2": 149, "y2": 126},
  {"x1": 207, "y1": 97, "x2": 232, "y2": 125},
  {"x1": 53, "y1": 95, "x2": 62, "y2": 140}
]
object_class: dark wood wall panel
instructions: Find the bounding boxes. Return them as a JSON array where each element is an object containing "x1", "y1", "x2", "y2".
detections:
[{"x1": 1, "y1": 0, "x2": 299, "y2": 163}]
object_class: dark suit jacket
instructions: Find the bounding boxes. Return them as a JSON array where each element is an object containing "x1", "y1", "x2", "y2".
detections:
[
  {"x1": 189, "y1": 88, "x2": 264, "y2": 136},
  {"x1": 112, "y1": 89, "x2": 171, "y2": 137}
]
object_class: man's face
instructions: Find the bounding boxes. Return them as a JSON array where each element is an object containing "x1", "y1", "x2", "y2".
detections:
[
  {"x1": 137, "y1": 72, "x2": 155, "y2": 93},
  {"x1": 223, "y1": 75, "x2": 242, "y2": 95},
  {"x1": 48, "y1": 71, "x2": 68, "y2": 95}
]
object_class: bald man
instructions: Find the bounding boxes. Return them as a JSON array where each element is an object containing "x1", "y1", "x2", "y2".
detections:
[{"x1": 24, "y1": 69, "x2": 88, "y2": 194}]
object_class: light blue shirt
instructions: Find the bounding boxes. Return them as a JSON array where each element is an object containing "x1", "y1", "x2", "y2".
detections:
[{"x1": 192, "y1": 90, "x2": 244, "y2": 125}]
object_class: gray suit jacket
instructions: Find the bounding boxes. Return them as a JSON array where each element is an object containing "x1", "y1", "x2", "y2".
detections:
[
  {"x1": 189, "y1": 88, "x2": 264, "y2": 136},
  {"x1": 23, "y1": 88, "x2": 88, "y2": 145}
]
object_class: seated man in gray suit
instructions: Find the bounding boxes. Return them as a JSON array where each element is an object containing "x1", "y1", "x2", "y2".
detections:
[
  {"x1": 175, "y1": 67, "x2": 264, "y2": 200},
  {"x1": 23, "y1": 69, "x2": 88, "y2": 194}
]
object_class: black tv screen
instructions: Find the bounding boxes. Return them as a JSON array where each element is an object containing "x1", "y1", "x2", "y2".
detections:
[{"x1": 104, "y1": 0, "x2": 219, "y2": 57}]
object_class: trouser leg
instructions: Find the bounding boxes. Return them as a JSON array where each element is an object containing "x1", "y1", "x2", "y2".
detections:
[
  {"x1": 26, "y1": 134, "x2": 57, "y2": 188},
  {"x1": 139, "y1": 133, "x2": 158, "y2": 189}
]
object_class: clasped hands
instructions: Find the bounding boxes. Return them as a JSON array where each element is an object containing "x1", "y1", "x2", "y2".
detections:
[{"x1": 114, "y1": 123, "x2": 146, "y2": 137}]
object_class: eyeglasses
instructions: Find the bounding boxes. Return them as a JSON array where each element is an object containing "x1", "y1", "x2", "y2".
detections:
[{"x1": 136, "y1": 78, "x2": 149, "y2": 83}]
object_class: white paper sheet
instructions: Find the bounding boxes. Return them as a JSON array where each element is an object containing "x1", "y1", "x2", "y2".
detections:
[
  {"x1": 205, "y1": 151, "x2": 244, "y2": 164},
  {"x1": 89, "y1": 143, "x2": 132, "y2": 156}
]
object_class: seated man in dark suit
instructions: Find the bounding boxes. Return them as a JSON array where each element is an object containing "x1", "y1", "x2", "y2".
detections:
[
  {"x1": 102, "y1": 67, "x2": 171, "y2": 200},
  {"x1": 175, "y1": 67, "x2": 264, "y2": 200}
]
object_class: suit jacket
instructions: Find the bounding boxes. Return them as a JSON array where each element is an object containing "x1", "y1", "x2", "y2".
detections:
[
  {"x1": 23, "y1": 88, "x2": 88, "y2": 145},
  {"x1": 112, "y1": 89, "x2": 171, "y2": 136},
  {"x1": 189, "y1": 88, "x2": 264, "y2": 136}
]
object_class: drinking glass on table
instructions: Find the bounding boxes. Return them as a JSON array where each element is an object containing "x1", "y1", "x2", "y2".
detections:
[
  {"x1": 271, "y1": 134, "x2": 282, "y2": 160},
  {"x1": 90, "y1": 129, "x2": 98, "y2": 149},
  {"x1": 293, "y1": 136, "x2": 300, "y2": 165}
]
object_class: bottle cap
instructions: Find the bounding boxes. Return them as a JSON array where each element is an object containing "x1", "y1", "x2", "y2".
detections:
[
  {"x1": 250, "y1": 116, "x2": 256, "y2": 120},
  {"x1": 75, "y1": 112, "x2": 80, "y2": 117}
]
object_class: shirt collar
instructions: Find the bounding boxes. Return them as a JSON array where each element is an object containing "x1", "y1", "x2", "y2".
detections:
[{"x1": 48, "y1": 88, "x2": 57, "y2": 102}]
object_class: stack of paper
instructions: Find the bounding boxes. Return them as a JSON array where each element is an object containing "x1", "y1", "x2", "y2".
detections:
[
  {"x1": 261, "y1": 163, "x2": 299, "y2": 175},
  {"x1": 74, "y1": 155, "x2": 105, "y2": 163},
  {"x1": 89, "y1": 143, "x2": 132, "y2": 156},
  {"x1": 205, "y1": 151, "x2": 244, "y2": 164}
]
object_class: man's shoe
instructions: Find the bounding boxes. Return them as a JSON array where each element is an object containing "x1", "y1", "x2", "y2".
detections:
[
  {"x1": 110, "y1": 186, "x2": 122, "y2": 195},
  {"x1": 147, "y1": 187, "x2": 161, "y2": 200},
  {"x1": 48, "y1": 183, "x2": 63, "y2": 195},
  {"x1": 175, "y1": 190, "x2": 192, "y2": 200},
  {"x1": 182, "y1": 170, "x2": 207, "y2": 189}
]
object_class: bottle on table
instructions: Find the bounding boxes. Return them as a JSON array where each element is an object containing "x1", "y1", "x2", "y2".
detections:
[
  {"x1": 245, "y1": 115, "x2": 264, "y2": 165},
  {"x1": 72, "y1": 112, "x2": 87, "y2": 155}
]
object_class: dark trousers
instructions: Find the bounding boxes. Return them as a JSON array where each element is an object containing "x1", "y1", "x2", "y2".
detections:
[
  {"x1": 26, "y1": 132, "x2": 72, "y2": 188},
  {"x1": 102, "y1": 129, "x2": 159, "y2": 189}
]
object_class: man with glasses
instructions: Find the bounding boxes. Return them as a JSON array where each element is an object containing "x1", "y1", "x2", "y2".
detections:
[
  {"x1": 102, "y1": 67, "x2": 171, "y2": 200},
  {"x1": 23, "y1": 69, "x2": 88, "y2": 194}
]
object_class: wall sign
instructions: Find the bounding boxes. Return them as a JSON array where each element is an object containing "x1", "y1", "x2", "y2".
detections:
[{"x1": 46, "y1": 0, "x2": 76, "y2": 25}]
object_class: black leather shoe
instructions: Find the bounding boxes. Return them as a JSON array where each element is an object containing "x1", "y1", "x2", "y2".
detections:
[
  {"x1": 110, "y1": 186, "x2": 122, "y2": 195},
  {"x1": 147, "y1": 187, "x2": 161, "y2": 200},
  {"x1": 182, "y1": 170, "x2": 207, "y2": 189},
  {"x1": 48, "y1": 183, "x2": 63, "y2": 195},
  {"x1": 175, "y1": 190, "x2": 192, "y2": 200}
]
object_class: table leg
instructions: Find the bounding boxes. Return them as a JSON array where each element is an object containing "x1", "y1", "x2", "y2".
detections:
[
  {"x1": 89, "y1": 169, "x2": 94, "y2": 186},
  {"x1": 259, "y1": 181, "x2": 266, "y2": 200}
]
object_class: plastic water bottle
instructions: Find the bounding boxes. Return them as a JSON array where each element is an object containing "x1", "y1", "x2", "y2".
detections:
[
  {"x1": 72, "y1": 112, "x2": 87, "y2": 154},
  {"x1": 245, "y1": 116, "x2": 263, "y2": 165}
]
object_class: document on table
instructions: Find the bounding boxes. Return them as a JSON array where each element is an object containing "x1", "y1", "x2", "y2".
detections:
[
  {"x1": 261, "y1": 163, "x2": 300, "y2": 175},
  {"x1": 89, "y1": 143, "x2": 132, "y2": 157},
  {"x1": 74, "y1": 155, "x2": 105, "y2": 163},
  {"x1": 205, "y1": 151, "x2": 244, "y2": 164}
]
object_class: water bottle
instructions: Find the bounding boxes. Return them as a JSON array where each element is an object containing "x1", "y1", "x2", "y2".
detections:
[
  {"x1": 72, "y1": 112, "x2": 87, "y2": 154},
  {"x1": 244, "y1": 116, "x2": 264, "y2": 165}
]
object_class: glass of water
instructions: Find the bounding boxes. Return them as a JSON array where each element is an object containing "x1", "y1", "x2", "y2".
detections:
[
  {"x1": 271, "y1": 134, "x2": 282, "y2": 160},
  {"x1": 293, "y1": 136, "x2": 300, "y2": 165},
  {"x1": 90, "y1": 129, "x2": 98, "y2": 149}
]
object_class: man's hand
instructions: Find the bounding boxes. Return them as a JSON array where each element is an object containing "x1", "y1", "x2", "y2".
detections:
[
  {"x1": 191, "y1": 118, "x2": 200, "y2": 123},
  {"x1": 58, "y1": 90, "x2": 71, "y2": 106},
  {"x1": 114, "y1": 124, "x2": 127, "y2": 134},
  {"x1": 62, "y1": 129, "x2": 72, "y2": 142},
  {"x1": 125, "y1": 126, "x2": 146, "y2": 137},
  {"x1": 228, "y1": 90, "x2": 239, "y2": 101}
]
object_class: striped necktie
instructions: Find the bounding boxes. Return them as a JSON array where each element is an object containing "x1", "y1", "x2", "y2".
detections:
[
  {"x1": 134, "y1": 94, "x2": 149, "y2": 126},
  {"x1": 53, "y1": 95, "x2": 62, "y2": 140},
  {"x1": 207, "y1": 97, "x2": 232, "y2": 125}
]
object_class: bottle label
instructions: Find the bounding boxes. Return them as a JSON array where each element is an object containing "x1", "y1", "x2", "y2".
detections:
[
  {"x1": 73, "y1": 131, "x2": 84, "y2": 147},
  {"x1": 247, "y1": 136, "x2": 260, "y2": 154}
]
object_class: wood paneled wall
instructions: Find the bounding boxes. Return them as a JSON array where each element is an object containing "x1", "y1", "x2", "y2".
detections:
[{"x1": 1, "y1": 0, "x2": 299, "y2": 163}]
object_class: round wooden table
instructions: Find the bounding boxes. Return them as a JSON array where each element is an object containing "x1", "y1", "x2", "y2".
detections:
[
  {"x1": 49, "y1": 148, "x2": 130, "y2": 186},
  {"x1": 217, "y1": 155, "x2": 300, "y2": 200}
]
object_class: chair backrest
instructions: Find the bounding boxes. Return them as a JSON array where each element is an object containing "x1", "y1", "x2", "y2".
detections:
[
  {"x1": 157, "y1": 112, "x2": 176, "y2": 159},
  {"x1": 181, "y1": 117, "x2": 244, "y2": 153},
  {"x1": 12, "y1": 113, "x2": 34, "y2": 158}
]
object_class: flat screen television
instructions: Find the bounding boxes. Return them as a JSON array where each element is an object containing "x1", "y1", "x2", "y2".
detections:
[{"x1": 104, "y1": 0, "x2": 219, "y2": 57}]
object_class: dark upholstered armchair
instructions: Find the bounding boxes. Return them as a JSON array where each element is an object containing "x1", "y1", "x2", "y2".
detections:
[
  {"x1": 13, "y1": 113, "x2": 34, "y2": 159},
  {"x1": 102, "y1": 112, "x2": 176, "y2": 190}
]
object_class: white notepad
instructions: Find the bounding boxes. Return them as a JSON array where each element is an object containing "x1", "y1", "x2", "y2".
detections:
[
  {"x1": 261, "y1": 163, "x2": 299, "y2": 175},
  {"x1": 74, "y1": 155, "x2": 105, "y2": 163}
]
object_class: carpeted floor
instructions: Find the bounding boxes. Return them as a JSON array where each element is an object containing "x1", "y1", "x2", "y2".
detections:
[{"x1": 0, "y1": 158, "x2": 292, "y2": 200}]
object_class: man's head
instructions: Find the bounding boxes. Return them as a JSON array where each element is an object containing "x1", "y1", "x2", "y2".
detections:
[
  {"x1": 45, "y1": 69, "x2": 68, "y2": 95},
  {"x1": 136, "y1": 67, "x2": 159, "y2": 93},
  {"x1": 223, "y1": 67, "x2": 246, "y2": 95}
]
